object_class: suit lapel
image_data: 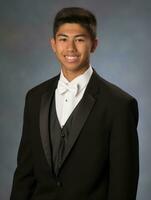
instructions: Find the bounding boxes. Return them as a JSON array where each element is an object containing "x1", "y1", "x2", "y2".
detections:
[
  {"x1": 39, "y1": 76, "x2": 59, "y2": 169},
  {"x1": 60, "y1": 71, "x2": 100, "y2": 170}
]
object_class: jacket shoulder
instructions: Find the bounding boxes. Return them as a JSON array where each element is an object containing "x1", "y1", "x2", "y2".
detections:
[
  {"x1": 94, "y1": 71, "x2": 136, "y2": 103},
  {"x1": 26, "y1": 74, "x2": 59, "y2": 97},
  {"x1": 94, "y1": 71, "x2": 138, "y2": 122}
]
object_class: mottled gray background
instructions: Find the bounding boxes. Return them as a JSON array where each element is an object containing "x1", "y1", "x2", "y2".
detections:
[{"x1": 0, "y1": 0, "x2": 151, "y2": 199}]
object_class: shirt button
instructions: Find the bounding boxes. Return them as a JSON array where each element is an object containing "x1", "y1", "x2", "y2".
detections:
[
  {"x1": 61, "y1": 132, "x2": 65, "y2": 137},
  {"x1": 57, "y1": 181, "x2": 62, "y2": 187}
]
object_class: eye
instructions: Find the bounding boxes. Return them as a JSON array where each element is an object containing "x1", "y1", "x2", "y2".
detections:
[
  {"x1": 75, "y1": 38, "x2": 85, "y2": 42},
  {"x1": 58, "y1": 37, "x2": 67, "y2": 42}
]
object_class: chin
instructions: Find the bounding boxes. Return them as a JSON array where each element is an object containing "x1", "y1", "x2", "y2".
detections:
[{"x1": 62, "y1": 64, "x2": 82, "y2": 72}]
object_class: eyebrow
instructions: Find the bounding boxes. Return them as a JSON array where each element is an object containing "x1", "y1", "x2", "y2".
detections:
[{"x1": 56, "y1": 34, "x2": 87, "y2": 38}]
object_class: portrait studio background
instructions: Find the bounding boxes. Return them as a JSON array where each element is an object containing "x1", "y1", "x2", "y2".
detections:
[{"x1": 0, "y1": 0, "x2": 150, "y2": 199}]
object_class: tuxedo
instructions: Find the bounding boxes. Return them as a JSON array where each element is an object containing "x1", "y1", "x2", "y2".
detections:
[{"x1": 10, "y1": 70, "x2": 139, "y2": 200}]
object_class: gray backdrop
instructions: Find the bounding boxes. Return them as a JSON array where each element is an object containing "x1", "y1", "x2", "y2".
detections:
[{"x1": 0, "y1": 0, "x2": 151, "y2": 199}]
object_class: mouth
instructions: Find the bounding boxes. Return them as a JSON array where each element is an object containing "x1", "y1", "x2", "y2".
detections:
[{"x1": 64, "y1": 55, "x2": 80, "y2": 63}]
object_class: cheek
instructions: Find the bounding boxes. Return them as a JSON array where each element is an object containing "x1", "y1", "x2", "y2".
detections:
[
  {"x1": 78, "y1": 45, "x2": 91, "y2": 54},
  {"x1": 55, "y1": 46, "x2": 64, "y2": 55},
  {"x1": 55, "y1": 42, "x2": 64, "y2": 50},
  {"x1": 82, "y1": 47, "x2": 92, "y2": 57}
]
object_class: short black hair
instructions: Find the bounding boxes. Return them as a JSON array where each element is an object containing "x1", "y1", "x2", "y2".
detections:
[{"x1": 53, "y1": 7, "x2": 97, "y2": 39}]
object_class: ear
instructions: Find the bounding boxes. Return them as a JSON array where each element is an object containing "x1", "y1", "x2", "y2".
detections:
[
  {"x1": 90, "y1": 38, "x2": 98, "y2": 53},
  {"x1": 49, "y1": 38, "x2": 56, "y2": 53}
]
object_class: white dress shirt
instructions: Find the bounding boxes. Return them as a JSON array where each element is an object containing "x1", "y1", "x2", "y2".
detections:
[{"x1": 55, "y1": 66, "x2": 93, "y2": 128}]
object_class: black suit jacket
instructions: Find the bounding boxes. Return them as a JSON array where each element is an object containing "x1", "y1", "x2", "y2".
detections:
[{"x1": 10, "y1": 70, "x2": 139, "y2": 200}]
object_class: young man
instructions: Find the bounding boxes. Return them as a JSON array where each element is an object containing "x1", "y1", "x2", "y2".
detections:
[{"x1": 10, "y1": 7, "x2": 139, "y2": 200}]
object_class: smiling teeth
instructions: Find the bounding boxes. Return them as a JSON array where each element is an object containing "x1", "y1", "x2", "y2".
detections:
[{"x1": 65, "y1": 56, "x2": 79, "y2": 62}]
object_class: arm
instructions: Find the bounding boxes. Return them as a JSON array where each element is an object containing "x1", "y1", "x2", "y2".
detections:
[
  {"x1": 10, "y1": 92, "x2": 36, "y2": 200},
  {"x1": 108, "y1": 98, "x2": 139, "y2": 200}
]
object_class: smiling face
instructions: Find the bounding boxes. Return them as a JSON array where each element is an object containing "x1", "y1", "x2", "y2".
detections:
[{"x1": 50, "y1": 23, "x2": 97, "y2": 78}]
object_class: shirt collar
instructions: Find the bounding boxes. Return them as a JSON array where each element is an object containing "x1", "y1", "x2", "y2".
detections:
[{"x1": 59, "y1": 65, "x2": 93, "y2": 92}]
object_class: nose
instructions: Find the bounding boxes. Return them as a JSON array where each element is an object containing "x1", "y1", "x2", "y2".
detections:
[{"x1": 67, "y1": 40, "x2": 77, "y2": 52}]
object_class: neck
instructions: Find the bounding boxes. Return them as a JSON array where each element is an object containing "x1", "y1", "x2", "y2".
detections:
[{"x1": 61, "y1": 65, "x2": 90, "y2": 82}]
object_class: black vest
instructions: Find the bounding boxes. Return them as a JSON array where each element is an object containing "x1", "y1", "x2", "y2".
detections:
[{"x1": 49, "y1": 95, "x2": 81, "y2": 176}]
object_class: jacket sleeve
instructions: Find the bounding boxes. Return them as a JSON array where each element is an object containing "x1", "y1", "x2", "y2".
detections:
[
  {"x1": 10, "y1": 92, "x2": 36, "y2": 200},
  {"x1": 108, "y1": 98, "x2": 139, "y2": 200}
]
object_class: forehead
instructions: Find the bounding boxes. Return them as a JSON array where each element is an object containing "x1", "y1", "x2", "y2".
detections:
[{"x1": 56, "y1": 23, "x2": 89, "y2": 37}]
